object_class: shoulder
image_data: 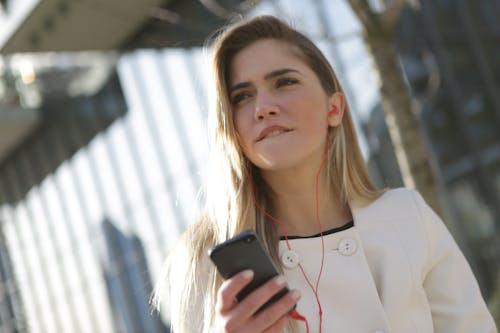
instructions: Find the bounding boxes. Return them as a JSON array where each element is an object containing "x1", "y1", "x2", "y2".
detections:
[
  {"x1": 353, "y1": 188, "x2": 442, "y2": 281},
  {"x1": 353, "y1": 187, "x2": 428, "y2": 223},
  {"x1": 352, "y1": 187, "x2": 437, "y2": 263}
]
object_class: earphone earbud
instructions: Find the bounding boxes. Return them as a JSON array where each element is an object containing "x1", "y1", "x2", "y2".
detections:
[{"x1": 328, "y1": 106, "x2": 337, "y2": 116}]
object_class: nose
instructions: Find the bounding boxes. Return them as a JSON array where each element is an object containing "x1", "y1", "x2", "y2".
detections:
[{"x1": 254, "y1": 91, "x2": 280, "y2": 120}]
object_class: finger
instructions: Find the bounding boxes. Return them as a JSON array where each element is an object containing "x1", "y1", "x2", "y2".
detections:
[
  {"x1": 262, "y1": 315, "x2": 289, "y2": 333},
  {"x1": 233, "y1": 275, "x2": 290, "y2": 322},
  {"x1": 217, "y1": 270, "x2": 254, "y2": 313},
  {"x1": 249, "y1": 289, "x2": 301, "y2": 333}
]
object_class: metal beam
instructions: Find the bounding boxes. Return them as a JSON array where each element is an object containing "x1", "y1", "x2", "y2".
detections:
[{"x1": 0, "y1": 0, "x2": 170, "y2": 53}]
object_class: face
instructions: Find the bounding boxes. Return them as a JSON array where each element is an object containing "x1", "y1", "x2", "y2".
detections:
[{"x1": 228, "y1": 39, "x2": 343, "y2": 171}]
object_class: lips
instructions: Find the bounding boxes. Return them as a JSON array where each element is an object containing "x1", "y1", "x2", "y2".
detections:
[{"x1": 256, "y1": 125, "x2": 293, "y2": 142}]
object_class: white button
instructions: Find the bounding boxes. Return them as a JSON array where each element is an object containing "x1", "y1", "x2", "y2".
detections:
[
  {"x1": 281, "y1": 250, "x2": 300, "y2": 269},
  {"x1": 338, "y1": 237, "x2": 357, "y2": 256}
]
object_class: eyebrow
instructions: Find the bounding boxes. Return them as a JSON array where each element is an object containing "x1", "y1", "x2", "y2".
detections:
[{"x1": 229, "y1": 68, "x2": 301, "y2": 95}]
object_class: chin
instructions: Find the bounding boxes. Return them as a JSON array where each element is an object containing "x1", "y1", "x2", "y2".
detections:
[
  {"x1": 250, "y1": 145, "x2": 323, "y2": 172},
  {"x1": 252, "y1": 155, "x2": 302, "y2": 171}
]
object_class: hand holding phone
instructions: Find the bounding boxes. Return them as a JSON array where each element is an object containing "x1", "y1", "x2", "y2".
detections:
[{"x1": 208, "y1": 230, "x2": 292, "y2": 312}]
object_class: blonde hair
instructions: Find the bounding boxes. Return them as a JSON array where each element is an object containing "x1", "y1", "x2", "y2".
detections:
[{"x1": 153, "y1": 15, "x2": 381, "y2": 332}]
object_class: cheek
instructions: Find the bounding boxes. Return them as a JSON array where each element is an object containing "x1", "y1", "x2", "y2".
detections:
[{"x1": 296, "y1": 92, "x2": 329, "y2": 120}]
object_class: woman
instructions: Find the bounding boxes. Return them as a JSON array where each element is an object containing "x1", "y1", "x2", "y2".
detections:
[{"x1": 153, "y1": 15, "x2": 497, "y2": 333}]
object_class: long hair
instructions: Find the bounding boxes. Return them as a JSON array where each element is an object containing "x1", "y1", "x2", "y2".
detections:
[{"x1": 153, "y1": 15, "x2": 381, "y2": 332}]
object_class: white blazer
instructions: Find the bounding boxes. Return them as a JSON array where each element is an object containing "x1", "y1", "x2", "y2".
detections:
[{"x1": 279, "y1": 188, "x2": 497, "y2": 333}]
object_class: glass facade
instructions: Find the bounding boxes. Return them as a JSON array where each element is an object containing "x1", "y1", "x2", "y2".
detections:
[{"x1": 0, "y1": 49, "x2": 208, "y2": 331}]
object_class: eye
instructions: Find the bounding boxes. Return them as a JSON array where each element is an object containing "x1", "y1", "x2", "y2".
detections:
[
  {"x1": 231, "y1": 91, "x2": 252, "y2": 105},
  {"x1": 276, "y1": 77, "x2": 299, "y2": 88}
]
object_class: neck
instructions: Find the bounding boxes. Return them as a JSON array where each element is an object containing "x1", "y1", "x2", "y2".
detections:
[{"x1": 259, "y1": 162, "x2": 352, "y2": 237}]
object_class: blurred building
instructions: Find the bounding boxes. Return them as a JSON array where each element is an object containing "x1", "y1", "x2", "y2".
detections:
[
  {"x1": 365, "y1": 0, "x2": 500, "y2": 297},
  {"x1": 0, "y1": 224, "x2": 27, "y2": 332},
  {"x1": 102, "y1": 218, "x2": 169, "y2": 333}
]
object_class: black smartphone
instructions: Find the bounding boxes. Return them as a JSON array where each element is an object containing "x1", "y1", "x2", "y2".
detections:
[{"x1": 208, "y1": 230, "x2": 290, "y2": 312}]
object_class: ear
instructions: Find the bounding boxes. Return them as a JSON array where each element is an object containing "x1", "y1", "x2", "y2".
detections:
[{"x1": 327, "y1": 92, "x2": 345, "y2": 127}]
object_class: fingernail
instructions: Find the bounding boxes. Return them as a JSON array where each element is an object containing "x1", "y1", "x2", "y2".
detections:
[
  {"x1": 241, "y1": 270, "x2": 253, "y2": 279},
  {"x1": 291, "y1": 290, "x2": 301, "y2": 300},
  {"x1": 275, "y1": 275, "x2": 287, "y2": 286}
]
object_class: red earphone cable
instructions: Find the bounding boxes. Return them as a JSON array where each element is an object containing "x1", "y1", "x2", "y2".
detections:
[{"x1": 290, "y1": 309, "x2": 310, "y2": 333}]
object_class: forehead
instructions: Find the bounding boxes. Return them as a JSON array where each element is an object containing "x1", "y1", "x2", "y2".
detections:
[{"x1": 228, "y1": 39, "x2": 308, "y2": 85}]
